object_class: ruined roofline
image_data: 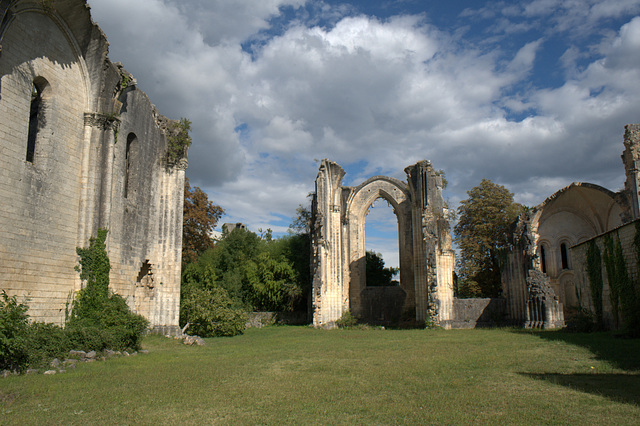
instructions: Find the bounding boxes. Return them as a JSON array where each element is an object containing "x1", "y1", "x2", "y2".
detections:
[{"x1": 533, "y1": 181, "x2": 619, "y2": 213}]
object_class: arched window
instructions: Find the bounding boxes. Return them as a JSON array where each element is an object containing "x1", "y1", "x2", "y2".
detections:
[
  {"x1": 560, "y1": 243, "x2": 569, "y2": 270},
  {"x1": 124, "y1": 133, "x2": 138, "y2": 198},
  {"x1": 540, "y1": 245, "x2": 547, "y2": 274},
  {"x1": 26, "y1": 78, "x2": 48, "y2": 162}
]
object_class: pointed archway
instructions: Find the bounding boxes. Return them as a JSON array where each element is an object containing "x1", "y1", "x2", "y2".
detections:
[{"x1": 311, "y1": 160, "x2": 455, "y2": 328}]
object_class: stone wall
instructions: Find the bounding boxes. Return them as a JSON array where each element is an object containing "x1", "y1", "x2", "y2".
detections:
[
  {"x1": 0, "y1": 0, "x2": 185, "y2": 334},
  {"x1": 450, "y1": 298, "x2": 506, "y2": 329},
  {"x1": 571, "y1": 220, "x2": 640, "y2": 329},
  {"x1": 311, "y1": 160, "x2": 455, "y2": 328}
]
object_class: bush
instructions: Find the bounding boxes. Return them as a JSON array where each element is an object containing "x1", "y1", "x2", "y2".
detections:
[
  {"x1": 66, "y1": 295, "x2": 149, "y2": 351},
  {"x1": 336, "y1": 310, "x2": 358, "y2": 328},
  {"x1": 180, "y1": 284, "x2": 247, "y2": 337},
  {"x1": 0, "y1": 291, "x2": 30, "y2": 372},
  {"x1": 564, "y1": 308, "x2": 596, "y2": 333},
  {"x1": 25, "y1": 322, "x2": 70, "y2": 367}
]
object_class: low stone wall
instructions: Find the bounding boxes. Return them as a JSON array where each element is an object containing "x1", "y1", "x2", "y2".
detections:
[
  {"x1": 448, "y1": 298, "x2": 506, "y2": 329},
  {"x1": 246, "y1": 311, "x2": 310, "y2": 328},
  {"x1": 359, "y1": 286, "x2": 407, "y2": 326}
]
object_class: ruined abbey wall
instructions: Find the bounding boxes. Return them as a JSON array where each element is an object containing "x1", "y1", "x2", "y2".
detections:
[
  {"x1": 502, "y1": 124, "x2": 640, "y2": 329},
  {"x1": 311, "y1": 160, "x2": 455, "y2": 328},
  {"x1": 0, "y1": 0, "x2": 185, "y2": 334}
]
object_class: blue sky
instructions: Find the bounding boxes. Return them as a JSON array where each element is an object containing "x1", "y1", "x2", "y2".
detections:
[{"x1": 87, "y1": 0, "x2": 640, "y2": 267}]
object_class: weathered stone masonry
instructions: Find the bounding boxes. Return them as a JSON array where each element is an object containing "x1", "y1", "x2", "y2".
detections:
[
  {"x1": 311, "y1": 160, "x2": 455, "y2": 328},
  {"x1": 0, "y1": 0, "x2": 185, "y2": 334},
  {"x1": 502, "y1": 124, "x2": 640, "y2": 329}
]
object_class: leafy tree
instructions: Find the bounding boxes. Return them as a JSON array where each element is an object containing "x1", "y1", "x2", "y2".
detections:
[
  {"x1": 244, "y1": 252, "x2": 301, "y2": 311},
  {"x1": 454, "y1": 179, "x2": 525, "y2": 298},
  {"x1": 285, "y1": 204, "x2": 313, "y2": 310},
  {"x1": 290, "y1": 204, "x2": 312, "y2": 235},
  {"x1": 366, "y1": 251, "x2": 399, "y2": 286},
  {"x1": 182, "y1": 178, "x2": 224, "y2": 264}
]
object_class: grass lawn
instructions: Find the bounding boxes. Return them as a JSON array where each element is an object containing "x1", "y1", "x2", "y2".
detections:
[{"x1": 1, "y1": 327, "x2": 639, "y2": 425}]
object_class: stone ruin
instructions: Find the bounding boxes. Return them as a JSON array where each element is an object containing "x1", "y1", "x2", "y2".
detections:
[
  {"x1": 0, "y1": 0, "x2": 185, "y2": 334},
  {"x1": 310, "y1": 159, "x2": 455, "y2": 328}
]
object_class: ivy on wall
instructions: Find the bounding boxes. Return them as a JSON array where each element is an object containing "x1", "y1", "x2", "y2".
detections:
[
  {"x1": 603, "y1": 234, "x2": 623, "y2": 328},
  {"x1": 585, "y1": 240, "x2": 604, "y2": 329},
  {"x1": 586, "y1": 224, "x2": 640, "y2": 336},
  {"x1": 166, "y1": 118, "x2": 192, "y2": 166}
]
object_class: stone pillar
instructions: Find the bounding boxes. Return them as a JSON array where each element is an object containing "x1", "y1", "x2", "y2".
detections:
[
  {"x1": 311, "y1": 160, "x2": 346, "y2": 327},
  {"x1": 622, "y1": 124, "x2": 640, "y2": 220}
]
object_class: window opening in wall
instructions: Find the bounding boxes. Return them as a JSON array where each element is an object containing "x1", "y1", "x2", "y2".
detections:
[
  {"x1": 540, "y1": 245, "x2": 547, "y2": 274},
  {"x1": 26, "y1": 82, "x2": 43, "y2": 163},
  {"x1": 365, "y1": 198, "x2": 400, "y2": 287},
  {"x1": 560, "y1": 243, "x2": 569, "y2": 270},
  {"x1": 137, "y1": 260, "x2": 154, "y2": 289},
  {"x1": 124, "y1": 133, "x2": 138, "y2": 198}
]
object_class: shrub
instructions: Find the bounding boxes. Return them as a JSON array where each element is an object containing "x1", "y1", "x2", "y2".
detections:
[
  {"x1": 181, "y1": 284, "x2": 247, "y2": 337},
  {"x1": 25, "y1": 322, "x2": 69, "y2": 367},
  {"x1": 336, "y1": 310, "x2": 358, "y2": 328},
  {"x1": 564, "y1": 307, "x2": 595, "y2": 333},
  {"x1": 0, "y1": 291, "x2": 30, "y2": 372},
  {"x1": 66, "y1": 295, "x2": 149, "y2": 351}
]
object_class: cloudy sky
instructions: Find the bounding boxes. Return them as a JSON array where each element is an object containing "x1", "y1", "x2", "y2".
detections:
[{"x1": 87, "y1": 0, "x2": 640, "y2": 267}]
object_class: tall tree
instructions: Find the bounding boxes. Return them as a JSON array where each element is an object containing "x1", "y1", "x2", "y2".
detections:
[
  {"x1": 454, "y1": 179, "x2": 525, "y2": 298},
  {"x1": 366, "y1": 251, "x2": 399, "y2": 286},
  {"x1": 182, "y1": 178, "x2": 224, "y2": 264}
]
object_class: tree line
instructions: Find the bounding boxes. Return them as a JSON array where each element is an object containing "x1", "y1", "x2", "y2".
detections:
[
  {"x1": 181, "y1": 175, "x2": 526, "y2": 335},
  {"x1": 180, "y1": 180, "x2": 311, "y2": 337}
]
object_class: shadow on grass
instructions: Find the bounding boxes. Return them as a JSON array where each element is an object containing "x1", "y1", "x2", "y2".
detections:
[
  {"x1": 521, "y1": 372, "x2": 640, "y2": 406},
  {"x1": 511, "y1": 329, "x2": 640, "y2": 372}
]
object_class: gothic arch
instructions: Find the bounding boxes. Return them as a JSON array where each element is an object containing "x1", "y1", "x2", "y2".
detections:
[
  {"x1": 343, "y1": 176, "x2": 413, "y2": 322},
  {"x1": 311, "y1": 160, "x2": 455, "y2": 328}
]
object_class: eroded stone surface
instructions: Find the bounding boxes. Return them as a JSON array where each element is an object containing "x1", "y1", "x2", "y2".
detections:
[
  {"x1": 502, "y1": 124, "x2": 640, "y2": 329},
  {"x1": 311, "y1": 160, "x2": 455, "y2": 328},
  {"x1": 0, "y1": 0, "x2": 185, "y2": 335}
]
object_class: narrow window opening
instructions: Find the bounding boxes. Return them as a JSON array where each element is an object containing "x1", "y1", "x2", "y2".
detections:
[
  {"x1": 540, "y1": 245, "x2": 547, "y2": 274},
  {"x1": 26, "y1": 83, "x2": 42, "y2": 162},
  {"x1": 124, "y1": 133, "x2": 138, "y2": 198},
  {"x1": 560, "y1": 243, "x2": 569, "y2": 270}
]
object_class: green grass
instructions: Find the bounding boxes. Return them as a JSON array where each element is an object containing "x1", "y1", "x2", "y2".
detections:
[{"x1": 1, "y1": 327, "x2": 639, "y2": 425}]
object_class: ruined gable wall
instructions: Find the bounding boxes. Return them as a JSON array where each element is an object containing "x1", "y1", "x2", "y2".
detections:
[
  {"x1": 0, "y1": 0, "x2": 185, "y2": 332},
  {"x1": 108, "y1": 86, "x2": 185, "y2": 332},
  {"x1": 311, "y1": 160, "x2": 455, "y2": 328},
  {"x1": 0, "y1": 6, "x2": 89, "y2": 323}
]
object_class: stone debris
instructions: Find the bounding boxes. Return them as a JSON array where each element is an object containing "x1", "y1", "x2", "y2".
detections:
[
  {"x1": 182, "y1": 335, "x2": 206, "y2": 346},
  {"x1": 1, "y1": 347, "x2": 151, "y2": 378},
  {"x1": 69, "y1": 350, "x2": 86, "y2": 358}
]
